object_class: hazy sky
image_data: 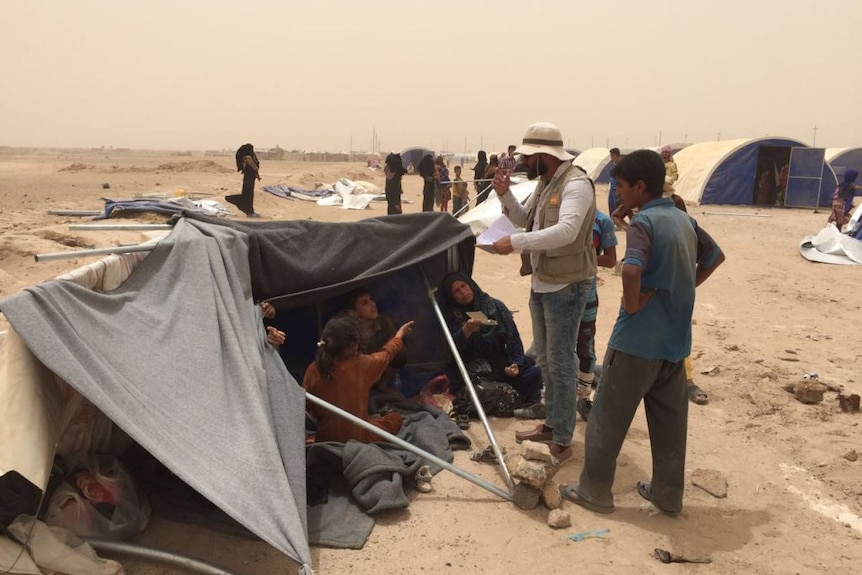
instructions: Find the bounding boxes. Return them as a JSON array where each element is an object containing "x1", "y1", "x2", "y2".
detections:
[{"x1": 2, "y1": 1, "x2": 860, "y2": 153}]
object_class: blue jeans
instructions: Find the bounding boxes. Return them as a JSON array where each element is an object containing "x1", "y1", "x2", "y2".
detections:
[{"x1": 529, "y1": 280, "x2": 593, "y2": 445}]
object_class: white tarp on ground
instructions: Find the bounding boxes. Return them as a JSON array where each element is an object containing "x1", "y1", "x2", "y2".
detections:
[
  {"x1": 799, "y1": 225, "x2": 862, "y2": 265},
  {"x1": 456, "y1": 177, "x2": 538, "y2": 235}
]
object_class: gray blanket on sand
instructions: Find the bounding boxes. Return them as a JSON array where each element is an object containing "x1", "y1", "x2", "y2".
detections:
[{"x1": 306, "y1": 406, "x2": 470, "y2": 549}]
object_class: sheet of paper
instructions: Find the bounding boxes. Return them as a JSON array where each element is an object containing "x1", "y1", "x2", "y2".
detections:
[
  {"x1": 476, "y1": 215, "x2": 519, "y2": 253},
  {"x1": 466, "y1": 311, "x2": 498, "y2": 326}
]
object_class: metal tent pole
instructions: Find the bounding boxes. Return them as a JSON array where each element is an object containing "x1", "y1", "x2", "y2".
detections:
[
  {"x1": 34, "y1": 243, "x2": 155, "y2": 262},
  {"x1": 305, "y1": 393, "x2": 513, "y2": 501},
  {"x1": 69, "y1": 224, "x2": 173, "y2": 231},
  {"x1": 420, "y1": 270, "x2": 515, "y2": 493},
  {"x1": 453, "y1": 182, "x2": 494, "y2": 219},
  {"x1": 87, "y1": 539, "x2": 243, "y2": 575}
]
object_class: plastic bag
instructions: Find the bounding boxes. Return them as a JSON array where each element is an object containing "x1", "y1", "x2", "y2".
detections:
[{"x1": 44, "y1": 455, "x2": 150, "y2": 540}]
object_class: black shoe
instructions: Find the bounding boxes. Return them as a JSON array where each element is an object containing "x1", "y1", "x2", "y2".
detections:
[{"x1": 577, "y1": 398, "x2": 593, "y2": 422}]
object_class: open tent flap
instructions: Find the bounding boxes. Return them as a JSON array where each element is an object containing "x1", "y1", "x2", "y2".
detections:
[
  {"x1": 0, "y1": 218, "x2": 314, "y2": 572},
  {"x1": 185, "y1": 211, "x2": 477, "y2": 396}
]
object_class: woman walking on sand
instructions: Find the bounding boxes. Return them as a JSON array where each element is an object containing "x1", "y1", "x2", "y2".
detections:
[{"x1": 226, "y1": 143, "x2": 261, "y2": 217}]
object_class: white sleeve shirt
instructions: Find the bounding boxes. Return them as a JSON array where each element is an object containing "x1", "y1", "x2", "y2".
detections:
[{"x1": 499, "y1": 162, "x2": 595, "y2": 293}]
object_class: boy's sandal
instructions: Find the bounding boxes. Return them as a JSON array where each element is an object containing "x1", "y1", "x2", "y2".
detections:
[
  {"x1": 636, "y1": 481, "x2": 680, "y2": 516},
  {"x1": 687, "y1": 384, "x2": 709, "y2": 405},
  {"x1": 558, "y1": 484, "x2": 615, "y2": 514},
  {"x1": 413, "y1": 465, "x2": 433, "y2": 493},
  {"x1": 455, "y1": 414, "x2": 471, "y2": 430}
]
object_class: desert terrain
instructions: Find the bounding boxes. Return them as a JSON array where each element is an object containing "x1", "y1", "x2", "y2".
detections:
[{"x1": 0, "y1": 148, "x2": 860, "y2": 575}]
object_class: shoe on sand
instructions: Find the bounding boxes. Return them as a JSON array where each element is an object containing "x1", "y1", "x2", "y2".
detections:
[
  {"x1": 559, "y1": 484, "x2": 615, "y2": 514},
  {"x1": 514, "y1": 401, "x2": 546, "y2": 420},
  {"x1": 515, "y1": 424, "x2": 553, "y2": 444}
]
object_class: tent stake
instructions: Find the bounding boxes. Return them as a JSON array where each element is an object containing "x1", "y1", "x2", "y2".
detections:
[
  {"x1": 34, "y1": 244, "x2": 155, "y2": 262},
  {"x1": 306, "y1": 392, "x2": 513, "y2": 502},
  {"x1": 421, "y1": 270, "x2": 516, "y2": 493}
]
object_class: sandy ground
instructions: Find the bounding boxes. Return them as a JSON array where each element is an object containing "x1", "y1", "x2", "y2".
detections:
[{"x1": 1, "y1": 148, "x2": 860, "y2": 575}]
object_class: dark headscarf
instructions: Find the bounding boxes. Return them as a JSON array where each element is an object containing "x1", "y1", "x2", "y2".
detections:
[
  {"x1": 844, "y1": 169, "x2": 859, "y2": 184},
  {"x1": 440, "y1": 272, "x2": 512, "y2": 342},
  {"x1": 418, "y1": 154, "x2": 435, "y2": 178},
  {"x1": 473, "y1": 150, "x2": 488, "y2": 180},
  {"x1": 235, "y1": 143, "x2": 259, "y2": 172},
  {"x1": 385, "y1": 152, "x2": 406, "y2": 176},
  {"x1": 838, "y1": 168, "x2": 860, "y2": 201}
]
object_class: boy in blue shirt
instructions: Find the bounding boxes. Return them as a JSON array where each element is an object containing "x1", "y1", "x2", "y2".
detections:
[
  {"x1": 575, "y1": 210, "x2": 618, "y2": 421},
  {"x1": 560, "y1": 150, "x2": 724, "y2": 516}
]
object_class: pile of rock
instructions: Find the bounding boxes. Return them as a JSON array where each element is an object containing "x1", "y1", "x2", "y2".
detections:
[{"x1": 509, "y1": 440, "x2": 570, "y2": 529}]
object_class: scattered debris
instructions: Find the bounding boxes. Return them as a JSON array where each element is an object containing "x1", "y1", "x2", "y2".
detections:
[
  {"x1": 541, "y1": 482, "x2": 562, "y2": 510},
  {"x1": 547, "y1": 509, "x2": 571, "y2": 529},
  {"x1": 470, "y1": 445, "x2": 504, "y2": 464},
  {"x1": 512, "y1": 483, "x2": 541, "y2": 510},
  {"x1": 700, "y1": 365, "x2": 720, "y2": 375},
  {"x1": 838, "y1": 394, "x2": 861, "y2": 414},
  {"x1": 522, "y1": 440, "x2": 553, "y2": 463},
  {"x1": 844, "y1": 450, "x2": 858, "y2": 462},
  {"x1": 691, "y1": 469, "x2": 728, "y2": 498},
  {"x1": 653, "y1": 548, "x2": 712, "y2": 564},
  {"x1": 568, "y1": 528, "x2": 610, "y2": 542},
  {"x1": 101, "y1": 182, "x2": 111, "y2": 189},
  {"x1": 794, "y1": 380, "x2": 826, "y2": 404},
  {"x1": 779, "y1": 357, "x2": 801, "y2": 362},
  {"x1": 725, "y1": 344, "x2": 740, "y2": 351}
]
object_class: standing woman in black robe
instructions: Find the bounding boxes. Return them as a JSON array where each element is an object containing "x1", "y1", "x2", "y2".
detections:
[
  {"x1": 383, "y1": 152, "x2": 406, "y2": 215},
  {"x1": 473, "y1": 150, "x2": 489, "y2": 205},
  {"x1": 418, "y1": 154, "x2": 436, "y2": 212},
  {"x1": 226, "y1": 143, "x2": 261, "y2": 217}
]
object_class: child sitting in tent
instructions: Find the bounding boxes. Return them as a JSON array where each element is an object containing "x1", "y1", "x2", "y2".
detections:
[{"x1": 302, "y1": 316, "x2": 414, "y2": 444}]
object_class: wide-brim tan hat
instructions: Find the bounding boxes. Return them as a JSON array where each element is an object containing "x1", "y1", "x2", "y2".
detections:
[{"x1": 515, "y1": 122, "x2": 574, "y2": 161}]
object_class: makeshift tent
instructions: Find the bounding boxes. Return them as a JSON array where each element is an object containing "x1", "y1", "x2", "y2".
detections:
[
  {"x1": 826, "y1": 147, "x2": 862, "y2": 181},
  {"x1": 400, "y1": 147, "x2": 435, "y2": 171},
  {"x1": 571, "y1": 148, "x2": 611, "y2": 183},
  {"x1": 0, "y1": 212, "x2": 475, "y2": 574},
  {"x1": 674, "y1": 138, "x2": 838, "y2": 207}
]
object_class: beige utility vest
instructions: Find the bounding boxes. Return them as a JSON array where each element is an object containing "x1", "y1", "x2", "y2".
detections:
[{"x1": 520, "y1": 164, "x2": 597, "y2": 284}]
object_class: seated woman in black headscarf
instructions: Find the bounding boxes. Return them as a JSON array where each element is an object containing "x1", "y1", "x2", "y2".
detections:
[{"x1": 440, "y1": 272, "x2": 542, "y2": 405}]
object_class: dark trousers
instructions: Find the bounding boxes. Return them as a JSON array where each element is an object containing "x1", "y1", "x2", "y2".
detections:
[
  {"x1": 577, "y1": 348, "x2": 688, "y2": 512},
  {"x1": 422, "y1": 178, "x2": 435, "y2": 212}
]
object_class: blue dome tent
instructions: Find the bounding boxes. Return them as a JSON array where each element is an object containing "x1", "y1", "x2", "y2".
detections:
[{"x1": 674, "y1": 138, "x2": 837, "y2": 207}]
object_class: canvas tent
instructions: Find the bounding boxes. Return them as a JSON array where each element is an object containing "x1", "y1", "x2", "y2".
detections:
[
  {"x1": 570, "y1": 148, "x2": 611, "y2": 183},
  {"x1": 826, "y1": 147, "x2": 862, "y2": 180},
  {"x1": 673, "y1": 137, "x2": 838, "y2": 207},
  {"x1": 0, "y1": 212, "x2": 475, "y2": 573},
  {"x1": 400, "y1": 147, "x2": 435, "y2": 171}
]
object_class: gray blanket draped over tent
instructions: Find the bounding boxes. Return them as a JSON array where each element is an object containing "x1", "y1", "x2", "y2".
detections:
[{"x1": 0, "y1": 212, "x2": 476, "y2": 571}]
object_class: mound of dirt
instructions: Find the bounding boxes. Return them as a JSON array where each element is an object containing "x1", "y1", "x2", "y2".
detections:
[
  {"x1": 58, "y1": 163, "x2": 97, "y2": 172},
  {"x1": 155, "y1": 161, "x2": 233, "y2": 173}
]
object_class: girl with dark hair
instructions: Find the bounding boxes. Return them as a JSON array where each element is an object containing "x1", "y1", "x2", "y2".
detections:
[
  {"x1": 383, "y1": 152, "x2": 406, "y2": 215},
  {"x1": 480, "y1": 154, "x2": 500, "y2": 205},
  {"x1": 226, "y1": 143, "x2": 261, "y2": 217},
  {"x1": 440, "y1": 272, "x2": 542, "y2": 406},
  {"x1": 302, "y1": 316, "x2": 414, "y2": 443},
  {"x1": 473, "y1": 151, "x2": 489, "y2": 205}
]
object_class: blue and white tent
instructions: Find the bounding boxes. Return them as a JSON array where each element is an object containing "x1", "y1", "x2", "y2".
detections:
[
  {"x1": 674, "y1": 138, "x2": 837, "y2": 207},
  {"x1": 826, "y1": 148, "x2": 862, "y2": 181}
]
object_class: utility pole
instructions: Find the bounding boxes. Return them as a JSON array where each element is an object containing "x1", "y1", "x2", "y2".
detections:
[
  {"x1": 717, "y1": 130, "x2": 721, "y2": 142},
  {"x1": 625, "y1": 137, "x2": 629, "y2": 148},
  {"x1": 812, "y1": 125, "x2": 818, "y2": 147},
  {"x1": 605, "y1": 138, "x2": 610, "y2": 148},
  {"x1": 658, "y1": 130, "x2": 662, "y2": 146},
  {"x1": 684, "y1": 133, "x2": 688, "y2": 143},
  {"x1": 591, "y1": 135, "x2": 594, "y2": 147}
]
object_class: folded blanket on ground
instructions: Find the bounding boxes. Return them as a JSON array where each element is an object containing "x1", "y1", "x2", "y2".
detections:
[
  {"x1": 305, "y1": 405, "x2": 470, "y2": 548},
  {"x1": 262, "y1": 184, "x2": 335, "y2": 202},
  {"x1": 93, "y1": 198, "x2": 229, "y2": 220}
]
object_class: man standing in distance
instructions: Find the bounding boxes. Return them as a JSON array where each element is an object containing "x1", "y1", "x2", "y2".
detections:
[
  {"x1": 499, "y1": 144, "x2": 518, "y2": 174},
  {"x1": 607, "y1": 147, "x2": 622, "y2": 216},
  {"x1": 492, "y1": 122, "x2": 597, "y2": 462}
]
